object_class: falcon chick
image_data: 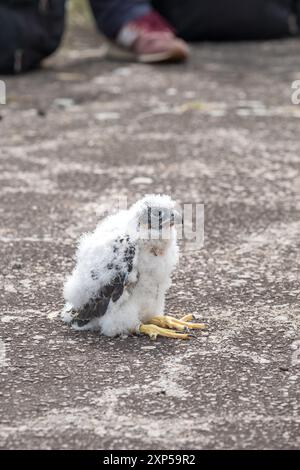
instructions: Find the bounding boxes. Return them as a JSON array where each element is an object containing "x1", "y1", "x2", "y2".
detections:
[{"x1": 62, "y1": 194, "x2": 205, "y2": 340}]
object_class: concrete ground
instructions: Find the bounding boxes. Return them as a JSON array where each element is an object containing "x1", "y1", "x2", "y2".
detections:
[{"x1": 0, "y1": 30, "x2": 299, "y2": 449}]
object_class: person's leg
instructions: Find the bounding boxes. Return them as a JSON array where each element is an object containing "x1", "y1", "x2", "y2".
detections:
[
  {"x1": 0, "y1": 1, "x2": 66, "y2": 74},
  {"x1": 152, "y1": 0, "x2": 298, "y2": 41},
  {"x1": 0, "y1": 5, "x2": 18, "y2": 73},
  {"x1": 89, "y1": 0, "x2": 189, "y2": 62},
  {"x1": 89, "y1": 0, "x2": 151, "y2": 39}
]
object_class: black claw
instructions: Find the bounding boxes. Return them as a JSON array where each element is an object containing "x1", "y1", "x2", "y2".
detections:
[{"x1": 188, "y1": 332, "x2": 197, "y2": 338}]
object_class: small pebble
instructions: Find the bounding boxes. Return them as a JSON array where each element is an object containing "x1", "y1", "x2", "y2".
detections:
[{"x1": 37, "y1": 109, "x2": 46, "y2": 117}]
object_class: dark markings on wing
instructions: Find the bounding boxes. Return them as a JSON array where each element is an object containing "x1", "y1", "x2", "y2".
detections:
[
  {"x1": 70, "y1": 237, "x2": 136, "y2": 328},
  {"x1": 90, "y1": 269, "x2": 98, "y2": 280}
]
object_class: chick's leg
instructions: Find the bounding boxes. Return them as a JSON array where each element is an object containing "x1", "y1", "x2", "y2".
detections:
[
  {"x1": 139, "y1": 324, "x2": 190, "y2": 340},
  {"x1": 147, "y1": 315, "x2": 206, "y2": 331}
]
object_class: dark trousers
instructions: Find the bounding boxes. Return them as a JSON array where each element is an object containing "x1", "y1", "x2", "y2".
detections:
[{"x1": 89, "y1": 0, "x2": 150, "y2": 38}]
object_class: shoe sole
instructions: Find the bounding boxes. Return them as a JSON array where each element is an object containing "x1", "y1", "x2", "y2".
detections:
[{"x1": 104, "y1": 39, "x2": 188, "y2": 63}]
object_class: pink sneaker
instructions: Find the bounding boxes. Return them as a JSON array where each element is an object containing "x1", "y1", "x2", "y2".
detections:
[{"x1": 106, "y1": 11, "x2": 189, "y2": 63}]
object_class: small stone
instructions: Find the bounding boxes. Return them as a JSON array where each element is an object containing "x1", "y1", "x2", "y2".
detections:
[
  {"x1": 130, "y1": 177, "x2": 153, "y2": 185},
  {"x1": 53, "y1": 98, "x2": 75, "y2": 109},
  {"x1": 37, "y1": 109, "x2": 46, "y2": 117},
  {"x1": 166, "y1": 88, "x2": 177, "y2": 96},
  {"x1": 95, "y1": 112, "x2": 120, "y2": 121},
  {"x1": 11, "y1": 262, "x2": 22, "y2": 270}
]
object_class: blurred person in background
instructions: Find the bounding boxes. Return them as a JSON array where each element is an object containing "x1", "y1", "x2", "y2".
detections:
[{"x1": 0, "y1": 0, "x2": 299, "y2": 74}]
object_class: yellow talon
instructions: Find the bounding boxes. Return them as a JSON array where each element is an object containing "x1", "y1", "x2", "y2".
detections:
[
  {"x1": 179, "y1": 321, "x2": 206, "y2": 330},
  {"x1": 147, "y1": 315, "x2": 206, "y2": 331},
  {"x1": 147, "y1": 316, "x2": 186, "y2": 331},
  {"x1": 139, "y1": 323, "x2": 190, "y2": 340},
  {"x1": 180, "y1": 314, "x2": 194, "y2": 322}
]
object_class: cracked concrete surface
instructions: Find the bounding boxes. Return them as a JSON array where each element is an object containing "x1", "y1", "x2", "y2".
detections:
[{"x1": 0, "y1": 35, "x2": 300, "y2": 449}]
